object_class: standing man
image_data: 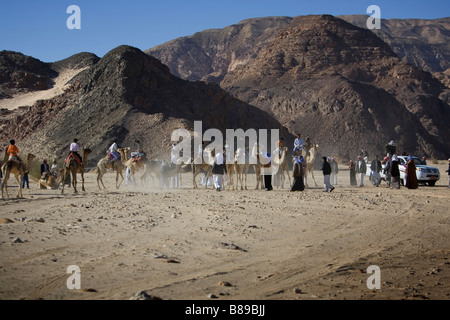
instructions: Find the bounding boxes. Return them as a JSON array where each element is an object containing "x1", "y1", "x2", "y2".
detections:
[
  {"x1": 212, "y1": 152, "x2": 227, "y2": 191},
  {"x1": 321, "y1": 156, "x2": 334, "y2": 192},
  {"x1": 385, "y1": 140, "x2": 396, "y2": 158},
  {"x1": 356, "y1": 156, "x2": 367, "y2": 187},
  {"x1": 370, "y1": 155, "x2": 382, "y2": 187}
]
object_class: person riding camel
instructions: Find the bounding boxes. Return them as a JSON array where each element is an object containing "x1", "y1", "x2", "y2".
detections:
[
  {"x1": 109, "y1": 140, "x2": 120, "y2": 162},
  {"x1": 7, "y1": 140, "x2": 22, "y2": 163},
  {"x1": 69, "y1": 138, "x2": 82, "y2": 164},
  {"x1": 293, "y1": 133, "x2": 303, "y2": 154}
]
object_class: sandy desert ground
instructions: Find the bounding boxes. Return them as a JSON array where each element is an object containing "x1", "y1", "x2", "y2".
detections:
[{"x1": 0, "y1": 162, "x2": 449, "y2": 301}]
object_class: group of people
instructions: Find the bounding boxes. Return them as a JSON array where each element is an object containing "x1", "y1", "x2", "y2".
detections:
[
  {"x1": 347, "y1": 141, "x2": 420, "y2": 190},
  {"x1": 3, "y1": 137, "x2": 450, "y2": 193}
]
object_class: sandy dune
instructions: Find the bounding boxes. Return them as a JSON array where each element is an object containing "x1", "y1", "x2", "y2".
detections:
[
  {"x1": 0, "y1": 162, "x2": 449, "y2": 300},
  {"x1": 0, "y1": 68, "x2": 86, "y2": 110}
]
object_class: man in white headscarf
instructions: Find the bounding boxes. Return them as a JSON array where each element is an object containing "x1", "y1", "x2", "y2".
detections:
[
  {"x1": 385, "y1": 140, "x2": 396, "y2": 158},
  {"x1": 212, "y1": 151, "x2": 227, "y2": 191}
]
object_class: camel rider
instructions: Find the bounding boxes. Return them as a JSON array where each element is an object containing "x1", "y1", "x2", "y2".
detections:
[
  {"x1": 293, "y1": 133, "x2": 303, "y2": 153},
  {"x1": 69, "y1": 138, "x2": 82, "y2": 163},
  {"x1": 7, "y1": 140, "x2": 22, "y2": 163},
  {"x1": 109, "y1": 141, "x2": 120, "y2": 162}
]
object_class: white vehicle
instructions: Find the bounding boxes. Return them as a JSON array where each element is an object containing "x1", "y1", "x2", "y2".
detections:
[
  {"x1": 397, "y1": 156, "x2": 440, "y2": 186},
  {"x1": 366, "y1": 156, "x2": 440, "y2": 186}
]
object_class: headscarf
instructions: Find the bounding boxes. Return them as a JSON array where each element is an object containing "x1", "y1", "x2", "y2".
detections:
[
  {"x1": 408, "y1": 155, "x2": 413, "y2": 161},
  {"x1": 392, "y1": 155, "x2": 398, "y2": 161}
]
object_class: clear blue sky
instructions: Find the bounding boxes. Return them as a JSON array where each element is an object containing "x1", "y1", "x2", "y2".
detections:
[{"x1": 1, "y1": 0, "x2": 449, "y2": 62}]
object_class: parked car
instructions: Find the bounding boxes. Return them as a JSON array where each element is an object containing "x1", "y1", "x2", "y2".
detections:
[
  {"x1": 397, "y1": 156, "x2": 440, "y2": 186},
  {"x1": 367, "y1": 156, "x2": 440, "y2": 186}
]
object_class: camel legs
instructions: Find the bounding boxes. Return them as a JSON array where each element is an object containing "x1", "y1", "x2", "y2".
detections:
[
  {"x1": 81, "y1": 172, "x2": 85, "y2": 192},
  {"x1": 97, "y1": 171, "x2": 107, "y2": 190},
  {"x1": 16, "y1": 174, "x2": 23, "y2": 198},
  {"x1": 116, "y1": 170, "x2": 124, "y2": 189}
]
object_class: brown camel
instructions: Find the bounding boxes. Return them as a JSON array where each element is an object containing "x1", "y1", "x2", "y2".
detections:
[
  {"x1": 39, "y1": 169, "x2": 64, "y2": 190},
  {"x1": 304, "y1": 144, "x2": 319, "y2": 187},
  {"x1": 225, "y1": 161, "x2": 235, "y2": 190},
  {"x1": 1, "y1": 153, "x2": 36, "y2": 199},
  {"x1": 61, "y1": 148, "x2": 92, "y2": 194},
  {"x1": 273, "y1": 147, "x2": 290, "y2": 189},
  {"x1": 96, "y1": 147, "x2": 128, "y2": 190},
  {"x1": 234, "y1": 150, "x2": 249, "y2": 190},
  {"x1": 253, "y1": 154, "x2": 264, "y2": 190}
]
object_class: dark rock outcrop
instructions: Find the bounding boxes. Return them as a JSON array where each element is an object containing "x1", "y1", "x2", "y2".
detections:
[{"x1": 0, "y1": 46, "x2": 290, "y2": 165}]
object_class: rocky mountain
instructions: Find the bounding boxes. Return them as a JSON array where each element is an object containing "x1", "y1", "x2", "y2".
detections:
[
  {"x1": 147, "y1": 14, "x2": 450, "y2": 160},
  {"x1": 339, "y1": 15, "x2": 450, "y2": 74},
  {"x1": 0, "y1": 51, "x2": 57, "y2": 99},
  {"x1": 0, "y1": 46, "x2": 290, "y2": 166},
  {"x1": 146, "y1": 15, "x2": 450, "y2": 82},
  {"x1": 146, "y1": 16, "x2": 294, "y2": 82}
]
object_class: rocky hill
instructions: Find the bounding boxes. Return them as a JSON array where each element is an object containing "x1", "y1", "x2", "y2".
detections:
[
  {"x1": 0, "y1": 46, "x2": 290, "y2": 166},
  {"x1": 339, "y1": 15, "x2": 450, "y2": 74},
  {"x1": 221, "y1": 15, "x2": 450, "y2": 159},
  {"x1": 146, "y1": 16, "x2": 294, "y2": 82},
  {"x1": 0, "y1": 51, "x2": 57, "y2": 99},
  {"x1": 147, "y1": 15, "x2": 450, "y2": 160}
]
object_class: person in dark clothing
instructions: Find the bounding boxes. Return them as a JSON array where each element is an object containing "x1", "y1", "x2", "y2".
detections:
[
  {"x1": 40, "y1": 159, "x2": 50, "y2": 177},
  {"x1": 405, "y1": 155, "x2": 418, "y2": 189},
  {"x1": 262, "y1": 152, "x2": 273, "y2": 191},
  {"x1": 291, "y1": 156, "x2": 305, "y2": 192},
  {"x1": 321, "y1": 156, "x2": 334, "y2": 192},
  {"x1": 390, "y1": 155, "x2": 401, "y2": 189},
  {"x1": 349, "y1": 160, "x2": 357, "y2": 186}
]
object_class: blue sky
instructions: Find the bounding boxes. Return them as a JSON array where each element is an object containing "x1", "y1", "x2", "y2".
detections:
[{"x1": 1, "y1": 0, "x2": 449, "y2": 62}]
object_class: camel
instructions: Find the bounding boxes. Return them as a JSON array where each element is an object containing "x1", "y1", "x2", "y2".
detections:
[
  {"x1": 122, "y1": 149, "x2": 151, "y2": 187},
  {"x1": 234, "y1": 150, "x2": 249, "y2": 190},
  {"x1": 96, "y1": 147, "x2": 129, "y2": 190},
  {"x1": 273, "y1": 147, "x2": 290, "y2": 189},
  {"x1": 225, "y1": 161, "x2": 235, "y2": 190},
  {"x1": 39, "y1": 169, "x2": 64, "y2": 190},
  {"x1": 191, "y1": 149, "x2": 214, "y2": 189},
  {"x1": 159, "y1": 161, "x2": 183, "y2": 188},
  {"x1": 140, "y1": 159, "x2": 164, "y2": 185},
  {"x1": 253, "y1": 154, "x2": 265, "y2": 190},
  {"x1": 1, "y1": 153, "x2": 36, "y2": 199},
  {"x1": 61, "y1": 148, "x2": 92, "y2": 194},
  {"x1": 304, "y1": 144, "x2": 319, "y2": 187}
]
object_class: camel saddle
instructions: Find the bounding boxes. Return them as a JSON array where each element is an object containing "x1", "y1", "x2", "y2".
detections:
[{"x1": 66, "y1": 152, "x2": 81, "y2": 165}]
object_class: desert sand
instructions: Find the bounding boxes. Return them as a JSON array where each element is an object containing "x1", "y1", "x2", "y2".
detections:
[{"x1": 0, "y1": 162, "x2": 449, "y2": 301}]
